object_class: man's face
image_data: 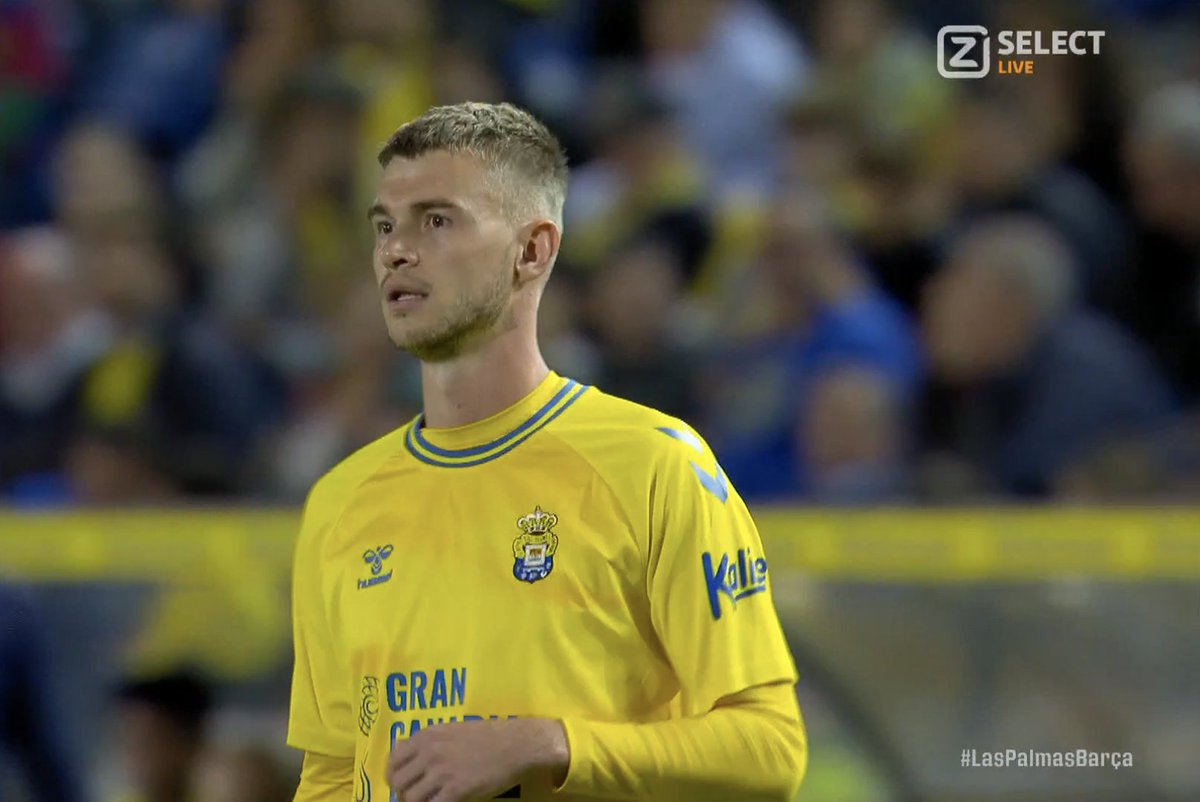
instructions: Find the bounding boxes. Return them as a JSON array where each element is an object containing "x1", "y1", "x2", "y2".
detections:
[
  {"x1": 0, "y1": 257, "x2": 65, "y2": 357},
  {"x1": 759, "y1": 201, "x2": 833, "y2": 305},
  {"x1": 922, "y1": 253, "x2": 1030, "y2": 383},
  {"x1": 369, "y1": 151, "x2": 519, "y2": 361},
  {"x1": 1126, "y1": 138, "x2": 1200, "y2": 239}
]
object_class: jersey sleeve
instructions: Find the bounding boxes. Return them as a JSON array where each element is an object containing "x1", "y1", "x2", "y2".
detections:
[
  {"x1": 294, "y1": 752, "x2": 355, "y2": 801},
  {"x1": 287, "y1": 482, "x2": 356, "y2": 757},
  {"x1": 647, "y1": 423, "x2": 799, "y2": 712}
]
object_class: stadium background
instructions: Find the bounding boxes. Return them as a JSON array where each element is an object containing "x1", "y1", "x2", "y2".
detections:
[{"x1": 1, "y1": 0, "x2": 1198, "y2": 800}]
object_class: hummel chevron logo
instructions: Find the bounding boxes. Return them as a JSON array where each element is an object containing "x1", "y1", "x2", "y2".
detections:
[{"x1": 657, "y1": 426, "x2": 729, "y2": 503}]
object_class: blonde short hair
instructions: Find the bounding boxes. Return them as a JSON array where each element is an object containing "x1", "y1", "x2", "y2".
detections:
[{"x1": 378, "y1": 102, "x2": 569, "y2": 225}]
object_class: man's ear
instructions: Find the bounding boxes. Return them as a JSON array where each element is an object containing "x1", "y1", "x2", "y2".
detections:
[{"x1": 515, "y1": 220, "x2": 561, "y2": 286}]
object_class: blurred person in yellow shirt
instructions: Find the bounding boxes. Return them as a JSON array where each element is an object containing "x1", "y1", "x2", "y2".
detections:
[
  {"x1": 288, "y1": 102, "x2": 806, "y2": 802},
  {"x1": 560, "y1": 70, "x2": 710, "y2": 283},
  {"x1": 52, "y1": 124, "x2": 280, "y2": 501},
  {"x1": 329, "y1": 0, "x2": 434, "y2": 204}
]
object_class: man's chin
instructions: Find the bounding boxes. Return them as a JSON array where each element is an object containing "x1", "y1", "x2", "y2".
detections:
[{"x1": 387, "y1": 326, "x2": 461, "y2": 363}]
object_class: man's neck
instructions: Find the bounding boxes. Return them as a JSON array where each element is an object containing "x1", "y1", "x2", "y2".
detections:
[{"x1": 419, "y1": 327, "x2": 550, "y2": 429}]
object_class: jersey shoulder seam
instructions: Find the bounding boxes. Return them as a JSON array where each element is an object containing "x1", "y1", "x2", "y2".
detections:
[
  {"x1": 309, "y1": 427, "x2": 411, "y2": 552},
  {"x1": 538, "y1": 425, "x2": 646, "y2": 552}
]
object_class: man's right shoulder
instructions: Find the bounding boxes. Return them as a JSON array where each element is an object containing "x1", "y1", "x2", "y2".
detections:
[{"x1": 301, "y1": 426, "x2": 410, "y2": 534}]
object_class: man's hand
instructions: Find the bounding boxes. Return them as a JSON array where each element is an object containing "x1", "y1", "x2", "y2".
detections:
[{"x1": 388, "y1": 717, "x2": 569, "y2": 802}]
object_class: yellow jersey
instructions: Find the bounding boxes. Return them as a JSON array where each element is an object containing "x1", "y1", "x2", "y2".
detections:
[{"x1": 287, "y1": 372, "x2": 798, "y2": 801}]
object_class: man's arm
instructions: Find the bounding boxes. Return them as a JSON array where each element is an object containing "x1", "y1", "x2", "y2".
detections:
[
  {"x1": 554, "y1": 681, "x2": 806, "y2": 801},
  {"x1": 386, "y1": 683, "x2": 805, "y2": 802},
  {"x1": 288, "y1": 482, "x2": 357, "y2": 797},
  {"x1": 295, "y1": 752, "x2": 354, "y2": 802}
]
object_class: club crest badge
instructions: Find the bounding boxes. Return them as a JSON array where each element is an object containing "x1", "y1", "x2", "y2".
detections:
[{"x1": 512, "y1": 506, "x2": 559, "y2": 584}]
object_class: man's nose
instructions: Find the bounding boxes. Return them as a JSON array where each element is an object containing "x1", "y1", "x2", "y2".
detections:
[{"x1": 382, "y1": 238, "x2": 417, "y2": 270}]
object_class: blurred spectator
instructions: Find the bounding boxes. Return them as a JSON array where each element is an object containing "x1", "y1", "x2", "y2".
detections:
[
  {"x1": 562, "y1": 68, "x2": 712, "y2": 283},
  {"x1": 54, "y1": 121, "x2": 166, "y2": 245},
  {"x1": 640, "y1": 0, "x2": 808, "y2": 197},
  {"x1": 0, "y1": 583, "x2": 87, "y2": 802},
  {"x1": 989, "y1": 0, "x2": 1130, "y2": 197},
  {"x1": 177, "y1": 0, "x2": 327, "y2": 328},
  {"x1": 801, "y1": 364, "x2": 907, "y2": 502},
  {"x1": 586, "y1": 238, "x2": 698, "y2": 419},
  {"x1": 852, "y1": 142, "x2": 953, "y2": 314},
  {"x1": 54, "y1": 124, "x2": 280, "y2": 500},
  {"x1": 949, "y1": 88, "x2": 1131, "y2": 311},
  {"x1": 263, "y1": 66, "x2": 367, "y2": 320},
  {"x1": 1161, "y1": 410, "x2": 1200, "y2": 497},
  {"x1": 223, "y1": 0, "x2": 327, "y2": 113},
  {"x1": 64, "y1": 431, "x2": 181, "y2": 505},
  {"x1": 431, "y1": 37, "x2": 508, "y2": 107},
  {"x1": 439, "y1": 0, "x2": 540, "y2": 66},
  {"x1": 75, "y1": 0, "x2": 230, "y2": 160},
  {"x1": 181, "y1": 12, "x2": 372, "y2": 337},
  {"x1": 332, "y1": 0, "x2": 435, "y2": 194},
  {"x1": 802, "y1": 0, "x2": 953, "y2": 168},
  {"x1": 0, "y1": 0, "x2": 1194, "y2": 505},
  {"x1": 780, "y1": 0, "x2": 958, "y2": 313},
  {"x1": 1122, "y1": 81, "x2": 1200, "y2": 401},
  {"x1": 261, "y1": 281, "x2": 417, "y2": 500},
  {"x1": 110, "y1": 670, "x2": 212, "y2": 802},
  {"x1": 489, "y1": 0, "x2": 596, "y2": 140},
  {"x1": 0, "y1": 0, "x2": 70, "y2": 226},
  {"x1": 183, "y1": 62, "x2": 364, "y2": 332},
  {"x1": 701, "y1": 191, "x2": 921, "y2": 500},
  {"x1": 1053, "y1": 434, "x2": 1170, "y2": 501},
  {"x1": 0, "y1": 227, "x2": 112, "y2": 502},
  {"x1": 919, "y1": 216, "x2": 1174, "y2": 498},
  {"x1": 538, "y1": 278, "x2": 601, "y2": 385},
  {"x1": 192, "y1": 745, "x2": 293, "y2": 802},
  {"x1": 778, "y1": 97, "x2": 862, "y2": 208},
  {"x1": 774, "y1": 95, "x2": 952, "y2": 315}
]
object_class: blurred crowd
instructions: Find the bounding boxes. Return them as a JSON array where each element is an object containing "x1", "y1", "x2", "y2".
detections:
[
  {"x1": 1, "y1": 579, "x2": 293, "y2": 802},
  {"x1": 107, "y1": 670, "x2": 294, "y2": 802},
  {"x1": 2, "y1": 0, "x2": 1200, "y2": 505}
]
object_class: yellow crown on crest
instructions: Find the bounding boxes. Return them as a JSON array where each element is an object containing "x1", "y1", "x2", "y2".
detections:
[{"x1": 517, "y1": 506, "x2": 558, "y2": 535}]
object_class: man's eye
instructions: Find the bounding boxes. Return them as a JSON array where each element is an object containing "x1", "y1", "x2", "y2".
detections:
[
  {"x1": 426, "y1": 213, "x2": 448, "y2": 229},
  {"x1": 375, "y1": 221, "x2": 392, "y2": 235}
]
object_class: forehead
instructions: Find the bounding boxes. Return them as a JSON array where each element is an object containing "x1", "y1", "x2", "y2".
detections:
[{"x1": 376, "y1": 150, "x2": 496, "y2": 210}]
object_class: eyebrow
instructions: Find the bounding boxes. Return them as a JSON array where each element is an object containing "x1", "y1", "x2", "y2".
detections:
[{"x1": 367, "y1": 199, "x2": 464, "y2": 220}]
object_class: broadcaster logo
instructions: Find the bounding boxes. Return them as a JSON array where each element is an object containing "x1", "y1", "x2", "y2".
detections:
[
  {"x1": 938, "y1": 25, "x2": 989, "y2": 79},
  {"x1": 938, "y1": 25, "x2": 1106, "y2": 79}
]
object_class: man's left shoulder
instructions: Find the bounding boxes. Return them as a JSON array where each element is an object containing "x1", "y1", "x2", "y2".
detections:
[{"x1": 555, "y1": 386, "x2": 715, "y2": 466}]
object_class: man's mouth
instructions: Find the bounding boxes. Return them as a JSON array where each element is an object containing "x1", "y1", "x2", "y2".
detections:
[{"x1": 387, "y1": 289, "x2": 427, "y2": 302}]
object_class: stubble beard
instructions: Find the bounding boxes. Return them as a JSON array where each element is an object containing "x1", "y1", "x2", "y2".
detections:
[{"x1": 389, "y1": 269, "x2": 514, "y2": 362}]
